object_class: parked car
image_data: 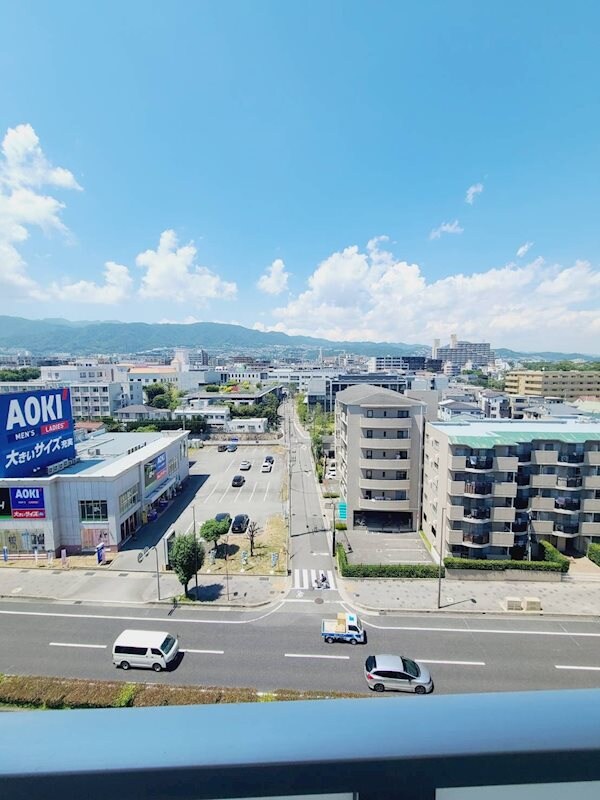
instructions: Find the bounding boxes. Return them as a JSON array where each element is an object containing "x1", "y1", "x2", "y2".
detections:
[
  {"x1": 231, "y1": 475, "x2": 245, "y2": 487},
  {"x1": 227, "y1": 443, "x2": 238, "y2": 452},
  {"x1": 231, "y1": 513, "x2": 250, "y2": 533},
  {"x1": 215, "y1": 512, "x2": 231, "y2": 529},
  {"x1": 239, "y1": 460, "x2": 252, "y2": 470},
  {"x1": 261, "y1": 461, "x2": 272, "y2": 473},
  {"x1": 217, "y1": 444, "x2": 227, "y2": 452},
  {"x1": 265, "y1": 455, "x2": 274, "y2": 464},
  {"x1": 364, "y1": 654, "x2": 433, "y2": 694}
]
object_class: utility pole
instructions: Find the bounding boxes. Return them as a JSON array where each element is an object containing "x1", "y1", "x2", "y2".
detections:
[
  {"x1": 331, "y1": 499, "x2": 336, "y2": 557},
  {"x1": 437, "y1": 507, "x2": 446, "y2": 609},
  {"x1": 527, "y1": 511, "x2": 532, "y2": 562},
  {"x1": 288, "y1": 406, "x2": 293, "y2": 537},
  {"x1": 224, "y1": 533, "x2": 230, "y2": 601},
  {"x1": 192, "y1": 505, "x2": 198, "y2": 596}
]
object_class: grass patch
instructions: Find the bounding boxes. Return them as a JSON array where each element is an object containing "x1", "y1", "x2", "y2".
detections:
[
  {"x1": 202, "y1": 514, "x2": 287, "y2": 575},
  {"x1": 0, "y1": 674, "x2": 360, "y2": 709}
]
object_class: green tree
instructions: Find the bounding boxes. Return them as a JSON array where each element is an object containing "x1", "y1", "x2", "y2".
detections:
[
  {"x1": 0, "y1": 367, "x2": 41, "y2": 382},
  {"x1": 145, "y1": 383, "x2": 169, "y2": 402},
  {"x1": 169, "y1": 533, "x2": 205, "y2": 597},
  {"x1": 151, "y1": 394, "x2": 170, "y2": 408},
  {"x1": 200, "y1": 518, "x2": 231, "y2": 556},
  {"x1": 204, "y1": 384, "x2": 220, "y2": 392}
]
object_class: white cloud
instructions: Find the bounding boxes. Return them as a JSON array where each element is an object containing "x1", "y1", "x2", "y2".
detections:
[
  {"x1": 158, "y1": 316, "x2": 202, "y2": 325},
  {"x1": 0, "y1": 123, "x2": 82, "y2": 301},
  {"x1": 465, "y1": 183, "x2": 483, "y2": 204},
  {"x1": 516, "y1": 241, "x2": 534, "y2": 258},
  {"x1": 137, "y1": 229, "x2": 237, "y2": 303},
  {"x1": 429, "y1": 220, "x2": 464, "y2": 240},
  {"x1": 265, "y1": 238, "x2": 600, "y2": 352},
  {"x1": 257, "y1": 258, "x2": 289, "y2": 295},
  {"x1": 50, "y1": 261, "x2": 133, "y2": 304}
]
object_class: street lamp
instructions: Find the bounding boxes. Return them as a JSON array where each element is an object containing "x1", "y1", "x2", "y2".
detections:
[
  {"x1": 437, "y1": 508, "x2": 446, "y2": 610},
  {"x1": 526, "y1": 511, "x2": 533, "y2": 562},
  {"x1": 331, "y1": 500, "x2": 337, "y2": 557}
]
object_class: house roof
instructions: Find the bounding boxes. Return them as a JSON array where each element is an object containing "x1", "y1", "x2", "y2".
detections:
[
  {"x1": 335, "y1": 384, "x2": 424, "y2": 407},
  {"x1": 115, "y1": 404, "x2": 168, "y2": 415}
]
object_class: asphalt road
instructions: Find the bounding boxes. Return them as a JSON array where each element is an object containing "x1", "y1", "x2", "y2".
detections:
[{"x1": 2, "y1": 598, "x2": 600, "y2": 696}]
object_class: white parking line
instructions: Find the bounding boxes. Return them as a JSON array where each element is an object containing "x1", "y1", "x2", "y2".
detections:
[
  {"x1": 203, "y1": 483, "x2": 220, "y2": 503},
  {"x1": 555, "y1": 664, "x2": 600, "y2": 671},
  {"x1": 250, "y1": 482, "x2": 257, "y2": 502},
  {"x1": 263, "y1": 483, "x2": 269, "y2": 502},
  {"x1": 49, "y1": 642, "x2": 107, "y2": 649},
  {"x1": 284, "y1": 653, "x2": 350, "y2": 660},
  {"x1": 417, "y1": 659, "x2": 486, "y2": 666},
  {"x1": 181, "y1": 649, "x2": 224, "y2": 655}
]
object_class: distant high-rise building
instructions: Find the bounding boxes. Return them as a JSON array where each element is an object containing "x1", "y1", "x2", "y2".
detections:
[{"x1": 435, "y1": 335, "x2": 494, "y2": 369}]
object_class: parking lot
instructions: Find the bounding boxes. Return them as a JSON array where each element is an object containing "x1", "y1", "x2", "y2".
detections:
[{"x1": 190, "y1": 444, "x2": 285, "y2": 536}]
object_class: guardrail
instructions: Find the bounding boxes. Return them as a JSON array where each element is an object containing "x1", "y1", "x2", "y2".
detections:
[{"x1": 2, "y1": 690, "x2": 600, "y2": 800}]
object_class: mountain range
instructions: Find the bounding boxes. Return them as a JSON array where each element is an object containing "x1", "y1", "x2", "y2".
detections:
[{"x1": 0, "y1": 316, "x2": 596, "y2": 361}]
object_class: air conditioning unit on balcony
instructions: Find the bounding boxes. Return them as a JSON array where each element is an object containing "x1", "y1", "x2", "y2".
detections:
[{"x1": 505, "y1": 596, "x2": 523, "y2": 611}]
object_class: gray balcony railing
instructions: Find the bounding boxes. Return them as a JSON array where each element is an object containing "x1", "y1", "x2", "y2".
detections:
[
  {"x1": 465, "y1": 456, "x2": 494, "y2": 470},
  {"x1": 464, "y1": 482, "x2": 492, "y2": 495},
  {"x1": 556, "y1": 476, "x2": 583, "y2": 489},
  {"x1": 558, "y1": 452, "x2": 585, "y2": 464},
  {"x1": 2, "y1": 692, "x2": 600, "y2": 800}
]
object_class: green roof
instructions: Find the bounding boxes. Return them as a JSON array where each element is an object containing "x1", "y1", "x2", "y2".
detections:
[{"x1": 448, "y1": 431, "x2": 600, "y2": 447}]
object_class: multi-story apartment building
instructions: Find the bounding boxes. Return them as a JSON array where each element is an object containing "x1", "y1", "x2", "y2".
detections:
[
  {"x1": 0, "y1": 379, "x2": 129, "y2": 419},
  {"x1": 367, "y1": 356, "x2": 443, "y2": 372},
  {"x1": 421, "y1": 420, "x2": 600, "y2": 558},
  {"x1": 335, "y1": 385, "x2": 426, "y2": 532},
  {"x1": 477, "y1": 389, "x2": 511, "y2": 419},
  {"x1": 505, "y1": 370, "x2": 600, "y2": 401},
  {"x1": 433, "y1": 334, "x2": 494, "y2": 369}
]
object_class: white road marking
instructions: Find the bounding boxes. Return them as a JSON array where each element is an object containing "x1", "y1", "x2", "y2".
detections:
[
  {"x1": 293, "y1": 568, "x2": 336, "y2": 591},
  {"x1": 49, "y1": 642, "x2": 107, "y2": 649},
  {"x1": 263, "y1": 484, "x2": 269, "y2": 502},
  {"x1": 181, "y1": 648, "x2": 224, "y2": 655},
  {"x1": 203, "y1": 483, "x2": 220, "y2": 503},
  {"x1": 285, "y1": 653, "x2": 350, "y2": 660},
  {"x1": 363, "y1": 621, "x2": 600, "y2": 637},
  {"x1": 249, "y1": 482, "x2": 257, "y2": 502},
  {"x1": 0, "y1": 602, "x2": 286, "y2": 626},
  {"x1": 555, "y1": 664, "x2": 600, "y2": 671},
  {"x1": 417, "y1": 659, "x2": 486, "y2": 666}
]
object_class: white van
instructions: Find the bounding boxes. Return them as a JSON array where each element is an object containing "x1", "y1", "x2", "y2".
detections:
[{"x1": 112, "y1": 629, "x2": 179, "y2": 672}]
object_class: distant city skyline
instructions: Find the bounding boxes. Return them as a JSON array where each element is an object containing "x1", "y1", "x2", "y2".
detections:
[{"x1": 1, "y1": 3, "x2": 599, "y2": 352}]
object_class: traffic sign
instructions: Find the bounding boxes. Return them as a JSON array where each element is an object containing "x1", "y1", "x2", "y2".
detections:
[{"x1": 337, "y1": 502, "x2": 347, "y2": 521}]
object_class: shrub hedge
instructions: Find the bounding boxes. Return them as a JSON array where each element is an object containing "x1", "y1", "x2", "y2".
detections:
[
  {"x1": 444, "y1": 540, "x2": 569, "y2": 574},
  {"x1": 334, "y1": 521, "x2": 347, "y2": 530},
  {"x1": 587, "y1": 542, "x2": 600, "y2": 568},
  {"x1": 337, "y1": 544, "x2": 441, "y2": 578},
  {"x1": 0, "y1": 674, "x2": 360, "y2": 710}
]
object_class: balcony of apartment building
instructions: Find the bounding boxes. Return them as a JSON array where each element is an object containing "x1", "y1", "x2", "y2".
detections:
[
  {"x1": 557, "y1": 475, "x2": 583, "y2": 490},
  {"x1": 531, "y1": 449, "x2": 559, "y2": 466},
  {"x1": 584, "y1": 450, "x2": 600, "y2": 466},
  {"x1": 359, "y1": 417, "x2": 411, "y2": 430},
  {"x1": 447, "y1": 479, "x2": 466, "y2": 495},
  {"x1": 530, "y1": 496, "x2": 555, "y2": 512},
  {"x1": 582, "y1": 520, "x2": 600, "y2": 535},
  {"x1": 464, "y1": 455, "x2": 494, "y2": 472},
  {"x1": 448, "y1": 454, "x2": 466, "y2": 470},
  {"x1": 493, "y1": 455, "x2": 518, "y2": 472},
  {"x1": 360, "y1": 477, "x2": 411, "y2": 492},
  {"x1": 360, "y1": 433, "x2": 410, "y2": 449},
  {"x1": 516, "y1": 449, "x2": 532, "y2": 464},
  {"x1": 553, "y1": 521, "x2": 580, "y2": 538},
  {"x1": 507, "y1": 514, "x2": 528, "y2": 533},
  {"x1": 558, "y1": 452, "x2": 585, "y2": 465},
  {"x1": 581, "y1": 496, "x2": 600, "y2": 512},
  {"x1": 490, "y1": 506, "x2": 515, "y2": 523},
  {"x1": 554, "y1": 497, "x2": 581, "y2": 513},
  {"x1": 492, "y1": 479, "x2": 517, "y2": 498},
  {"x1": 530, "y1": 516, "x2": 554, "y2": 535},
  {"x1": 358, "y1": 491, "x2": 411, "y2": 512},
  {"x1": 583, "y1": 474, "x2": 600, "y2": 489},
  {"x1": 530, "y1": 473, "x2": 557, "y2": 489},
  {"x1": 464, "y1": 480, "x2": 493, "y2": 497}
]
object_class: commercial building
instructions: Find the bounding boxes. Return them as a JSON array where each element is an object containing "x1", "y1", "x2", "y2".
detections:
[
  {"x1": 0, "y1": 387, "x2": 190, "y2": 555},
  {"x1": 433, "y1": 335, "x2": 494, "y2": 369},
  {"x1": 421, "y1": 419, "x2": 600, "y2": 559},
  {"x1": 505, "y1": 370, "x2": 600, "y2": 401},
  {"x1": 114, "y1": 404, "x2": 173, "y2": 422},
  {"x1": 335, "y1": 385, "x2": 426, "y2": 533}
]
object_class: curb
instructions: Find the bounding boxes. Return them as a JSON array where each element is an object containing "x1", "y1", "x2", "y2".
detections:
[{"x1": 0, "y1": 591, "x2": 284, "y2": 610}]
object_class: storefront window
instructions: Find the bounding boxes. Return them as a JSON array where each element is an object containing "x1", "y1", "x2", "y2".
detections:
[{"x1": 79, "y1": 500, "x2": 108, "y2": 521}]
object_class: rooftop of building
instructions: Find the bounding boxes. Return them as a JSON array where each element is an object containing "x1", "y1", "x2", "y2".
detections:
[
  {"x1": 128, "y1": 366, "x2": 178, "y2": 374},
  {"x1": 115, "y1": 404, "x2": 169, "y2": 414},
  {"x1": 57, "y1": 431, "x2": 186, "y2": 478},
  {"x1": 428, "y1": 418, "x2": 600, "y2": 446},
  {"x1": 335, "y1": 384, "x2": 425, "y2": 407}
]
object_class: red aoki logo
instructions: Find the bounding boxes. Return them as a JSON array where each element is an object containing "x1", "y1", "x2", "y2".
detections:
[{"x1": 62, "y1": 387, "x2": 69, "y2": 402}]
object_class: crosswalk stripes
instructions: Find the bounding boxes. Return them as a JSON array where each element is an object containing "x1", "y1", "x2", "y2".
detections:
[{"x1": 293, "y1": 568, "x2": 336, "y2": 591}]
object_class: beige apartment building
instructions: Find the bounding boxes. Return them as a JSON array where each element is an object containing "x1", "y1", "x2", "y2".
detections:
[
  {"x1": 422, "y1": 420, "x2": 600, "y2": 558},
  {"x1": 505, "y1": 370, "x2": 600, "y2": 401},
  {"x1": 335, "y1": 385, "x2": 426, "y2": 532}
]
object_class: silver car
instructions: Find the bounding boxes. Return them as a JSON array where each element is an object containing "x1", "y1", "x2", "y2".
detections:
[{"x1": 364, "y1": 654, "x2": 433, "y2": 694}]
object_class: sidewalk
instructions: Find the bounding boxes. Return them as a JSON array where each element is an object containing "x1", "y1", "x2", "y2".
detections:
[
  {"x1": 0, "y1": 567, "x2": 286, "y2": 607},
  {"x1": 339, "y1": 576, "x2": 600, "y2": 616}
]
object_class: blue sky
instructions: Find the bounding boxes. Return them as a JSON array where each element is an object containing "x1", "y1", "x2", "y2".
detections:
[{"x1": 1, "y1": 1, "x2": 599, "y2": 352}]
